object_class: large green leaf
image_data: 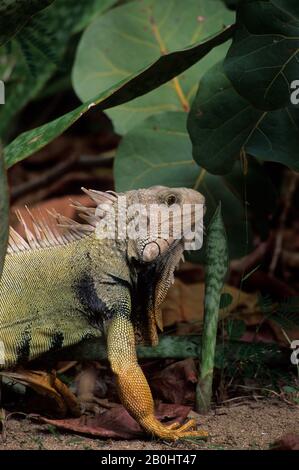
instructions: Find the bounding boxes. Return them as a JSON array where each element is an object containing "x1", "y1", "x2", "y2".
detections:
[
  {"x1": 222, "y1": 0, "x2": 240, "y2": 8},
  {"x1": 0, "y1": 0, "x2": 54, "y2": 46},
  {"x1": 246, "y1": 105, "x2": 299, "y2": 167},
  {"x1": 72, "y1": 0, "x2": 234, "y2": 134},
  {"x1": 224, "y1": 0, "x2": 299, "y2": 110},
  {"x1": 0, "y1": 0, "x2": 116, "y2": 140},
  {"x1": 0, "y1": 146, "x2": 9, "y2": 280},
  {"x1": 224, "y1": 158, "x2": 277, "y2": 239},
  {"x1": 187, "y1": 62, "x2": 299, "y2": 174},
  {"x1": 114, "y1": 111, "x2": 256, "y2": 259},
  {"x1": 3, "y1": 26, "x2": 233, "y2": 168}
]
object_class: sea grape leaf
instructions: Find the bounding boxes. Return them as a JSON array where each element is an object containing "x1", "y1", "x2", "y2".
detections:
[
  {"x1": 187, "y1": 62, "x2": 299, "y2": 174},
  {"x1": 224, "y1": 0, "x2": 299, "y2": 110},
  {"x1": 0, "y1": 0, "x2": 116, "y2": 140},
  {"x1": 4, "y1": 26, "x2": 233, "y2": 167},
  {"x1": 72, "y1": 0, "x2": 234, "y2": 134}
]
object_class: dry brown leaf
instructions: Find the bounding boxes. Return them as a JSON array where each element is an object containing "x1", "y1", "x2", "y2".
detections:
[
  {"x1": 150, "y1": 359, "x2": 197, "y2": 405},
  {"x1": 1, "y1": 370, "x2": 80, "y2": 417},
  {"x1": 162, "y1": 279, "x2": 259, "y2": 330},
  {"x1": 11, "y1": 194, "x2": 93, "y2": 234},
  {"x1": 272, "y1": 433, "x2": 299, "y2": 450},
  {"x1": 37, "y1": 403, "x2": 192, "y2": 440}
]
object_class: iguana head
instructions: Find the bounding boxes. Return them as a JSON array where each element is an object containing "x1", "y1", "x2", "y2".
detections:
[
  {"x1": 97, "y1": 185, "x2": 205, "y2": 345},
  {"x1": 121, "y1": 186, "x2": 205, "y2": 265},
  {"x1": 113, "y1": 186, "x2": 205, "y2": 345},
  {"x1": 73, "y1": 186, "x2": 205, "y2": 344},
  {"x1": 78, "y1": 186, "x2": 205, "y2": 264}
]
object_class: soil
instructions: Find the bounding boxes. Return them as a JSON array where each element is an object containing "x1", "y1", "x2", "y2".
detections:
[{"x1": 0, "y1": 400, "x2": 298, "y2": 450}]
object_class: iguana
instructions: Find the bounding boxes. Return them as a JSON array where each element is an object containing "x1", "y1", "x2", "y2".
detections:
[{"x1": 0, "y1": 185, "x2": 206, "y2": 440}]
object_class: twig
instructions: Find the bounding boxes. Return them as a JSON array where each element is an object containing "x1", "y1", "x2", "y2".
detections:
[
  {"x1": 10, "y1": 151, "x2": 115, "y2": 202},
  {"x1": 11, "y1": 154, "x2": 78, "y2": 200}
]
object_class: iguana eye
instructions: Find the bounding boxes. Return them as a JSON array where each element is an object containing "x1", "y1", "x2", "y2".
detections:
[{"x1": 165, "y1": 194, "x2": 177, "y2": 206}]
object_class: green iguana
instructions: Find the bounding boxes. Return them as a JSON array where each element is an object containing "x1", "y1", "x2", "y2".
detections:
[{"x1": 0, "y1": 185, "x2": 206, "y2": 440}]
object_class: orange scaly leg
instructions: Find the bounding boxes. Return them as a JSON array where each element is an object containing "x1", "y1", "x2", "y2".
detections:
[{"x1": 107, "y1": 316, "x2": 208, "y2": 441}]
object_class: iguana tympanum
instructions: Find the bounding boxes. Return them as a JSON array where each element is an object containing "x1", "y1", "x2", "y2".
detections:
[{"x1": 0, "y1": 186, "x2": 206, "y2": 440}]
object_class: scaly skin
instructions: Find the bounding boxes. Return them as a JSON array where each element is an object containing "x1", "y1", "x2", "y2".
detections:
[
  {"x1": 108, "y1": 316, "x2": 207, "y2": 440},
  {"x1": 0, "y1": 186, "x2": 206, "y2": 440}
]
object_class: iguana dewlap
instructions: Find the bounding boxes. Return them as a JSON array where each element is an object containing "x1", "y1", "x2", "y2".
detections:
[{"x1": 0, "y1": 186, "x2": 206, "y2": 440}]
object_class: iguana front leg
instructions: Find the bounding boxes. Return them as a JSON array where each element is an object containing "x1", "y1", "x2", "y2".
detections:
[{"x1": 107, "y1": 315, "x2": 207, "y2": 441}]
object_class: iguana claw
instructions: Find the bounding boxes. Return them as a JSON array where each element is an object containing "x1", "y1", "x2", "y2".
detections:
[
  {"x1": 108, "y1": 316, "x2": 208, "y2": 441},
  {"x1": 141, "y1": 415, "x2": 208, "y2": 441}
]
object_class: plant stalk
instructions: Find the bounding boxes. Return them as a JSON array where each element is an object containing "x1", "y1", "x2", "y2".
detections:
[{"x1": 197, "y1": 203, "x2": 229, "y2": 413}]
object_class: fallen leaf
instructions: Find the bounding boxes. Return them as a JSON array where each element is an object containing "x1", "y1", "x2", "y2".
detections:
[
  {"x1": 1, "y1": 370, "x2": 80, "y2": 417},
  {"x1": 162, "y1": 279, "x2": 259, "y2": 331},
  {"x1": 37, "y1": 403, "x2": 192, "y2": 440},
  {"x1": 162, "y1": 278, "x2": 298, "y2": 347},
  {"x1": 150, "y1": 359, "x2": 197, "y2": 405},
  {"x1": 11, "y1": 194, "x2": 93, "y2": 234},
  {"x1": 272, "y1": 433, "x2": 299, "y2": 450}
]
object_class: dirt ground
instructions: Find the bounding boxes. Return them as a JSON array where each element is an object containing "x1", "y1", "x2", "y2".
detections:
[{"x1": 0, "y1": 400, "x2": 298, "y2": 450}]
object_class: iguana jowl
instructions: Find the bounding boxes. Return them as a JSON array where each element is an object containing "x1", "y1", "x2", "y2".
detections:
[{"x1": 0, "y1": 186, "x2": 206, "y2": 440}]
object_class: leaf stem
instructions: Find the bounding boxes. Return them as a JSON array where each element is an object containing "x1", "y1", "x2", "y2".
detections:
[
  {"x1": 172, "y1": 77, "x2": 190, "y2": 112},
  {"x1": 148, "y1": 12, "x2": 189, "y2": 112},
  {"x1": 193, "y1": 168, "x2": 206, "y2": 190}
]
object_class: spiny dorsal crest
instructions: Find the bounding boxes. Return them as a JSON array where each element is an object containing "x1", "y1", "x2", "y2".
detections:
[{"x1": 7, "y1": 188, "x2": 117, "y2": 255}]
